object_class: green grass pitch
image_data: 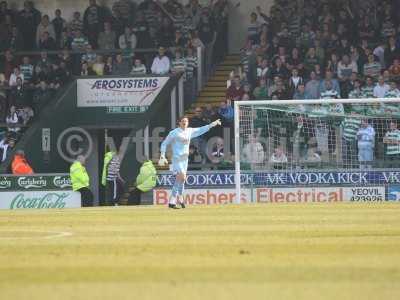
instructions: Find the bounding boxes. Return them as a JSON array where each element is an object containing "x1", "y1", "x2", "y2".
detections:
[{"x1": 0, "y1": 203, "x2": 399, "y2": 300}]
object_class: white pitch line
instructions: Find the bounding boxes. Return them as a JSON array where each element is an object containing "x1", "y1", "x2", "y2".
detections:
[
  {"x1": 44, "y1": 231, "x2": 73, "y2": 239},
  {"x1": 0, "y1": 230, "x2": 73, "y2": 240}
]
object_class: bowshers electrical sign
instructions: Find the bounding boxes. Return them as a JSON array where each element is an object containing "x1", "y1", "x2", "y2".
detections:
[
  {"x1": 153, "y1": 186, "x2": 386, "y2": 205},
  {"x1": 77, "y1": 77, "x2": 169, "y2": 108}
]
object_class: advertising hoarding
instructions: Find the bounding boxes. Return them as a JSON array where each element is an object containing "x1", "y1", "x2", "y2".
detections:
[
  {"x1": 0, "y1": 191, "x2": 81, "y2": 210},
  {"x1": 153, "y1": 186, "x2": 387, "y2": 205},
  {"x1": 77, "y1": 77, "x2": 169, "y2": 108}
]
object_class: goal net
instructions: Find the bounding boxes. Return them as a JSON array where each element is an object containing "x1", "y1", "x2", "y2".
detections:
[{"x1": 234, "y1": 98, "x2": 400, "y2": 203}]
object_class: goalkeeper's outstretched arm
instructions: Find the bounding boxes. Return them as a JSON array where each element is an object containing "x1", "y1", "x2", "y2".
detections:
[{"x1": 191, "y1": 119, "x2": 222, "y2": 139}]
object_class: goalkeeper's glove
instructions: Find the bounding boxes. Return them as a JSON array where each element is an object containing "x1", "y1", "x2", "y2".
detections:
[
  {"x1": 158, "y1": 154, "x2": 168, "y2": 166},
  {"x1": 210, "y1": 119, "x2": 222, "y2": 127}
]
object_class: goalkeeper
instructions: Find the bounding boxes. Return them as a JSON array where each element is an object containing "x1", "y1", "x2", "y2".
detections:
[{"x1": 159, "y1": 116, "x2": 221, "y2": 209}]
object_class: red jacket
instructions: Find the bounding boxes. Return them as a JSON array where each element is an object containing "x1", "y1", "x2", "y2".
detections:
[
  {"x1": 226, "y1": 84, "x2": 244, "y2": 100},
  {"x1": 12, "y1": 155, "x2": 34, "y2": 175}
]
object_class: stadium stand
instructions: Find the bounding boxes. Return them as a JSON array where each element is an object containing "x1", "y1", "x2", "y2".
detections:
[
  {"x1": 2, "y1": 0, "x2": 400, "y2": 174},
  {"x1": 0, "y1": 0, "x2": 229, "y2": 173}
]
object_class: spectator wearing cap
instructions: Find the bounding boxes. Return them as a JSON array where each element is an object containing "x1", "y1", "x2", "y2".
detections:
[{"x1": 151, "y1": 46, "x2": 170, "y2": 75}]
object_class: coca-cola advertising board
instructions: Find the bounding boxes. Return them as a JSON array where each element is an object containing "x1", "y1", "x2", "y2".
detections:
[{"x1": 0, "y1": 191, "x2": 81, "y2": 209}]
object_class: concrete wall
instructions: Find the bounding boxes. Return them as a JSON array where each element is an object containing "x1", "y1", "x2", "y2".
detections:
[{"x1": 8, "y1": 0, "x2": 275, "y2": 53}]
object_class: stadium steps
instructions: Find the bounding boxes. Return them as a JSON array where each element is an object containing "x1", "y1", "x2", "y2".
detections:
[
  {"x1": 190, "y1": 53, "x2": 240, "y2": 109},
  {"x1": 206, "y1": 81, "x2": 227, "y2": 87}
]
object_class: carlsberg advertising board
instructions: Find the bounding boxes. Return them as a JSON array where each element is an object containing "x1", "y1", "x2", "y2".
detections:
[
  {"x1": 0, "y1": 175, "x2": 72, "y2": 191},
  {"x1": 0, "y1": 174, "x2": 81, "y2": 210}
]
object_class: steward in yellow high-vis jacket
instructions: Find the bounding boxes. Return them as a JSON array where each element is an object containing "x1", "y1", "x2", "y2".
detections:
[
  {"x1": 128, "y1": 160, "x2": 157, "y2": 205},
  {"x1": 70, "y1": 155, "x2": 93, "y2": 207},
  {"x1": 101, "y1": 151, "x2": 115, "y2": 187}
]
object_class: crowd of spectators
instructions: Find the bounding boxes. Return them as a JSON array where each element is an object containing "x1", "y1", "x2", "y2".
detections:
[
  {"x1": 230, "y1": 0, "x2": 400, "y2": 102},
  {"x1": 0, "y1": 0, "x2": 228, "y2": 163},
  {"x1": 187, "y1": 0, "x2": 400, "y2": 170}
]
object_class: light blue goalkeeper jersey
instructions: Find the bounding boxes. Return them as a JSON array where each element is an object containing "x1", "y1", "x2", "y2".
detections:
[{"x1": 161, "y1": 125, "x2": 211, "y2": 173}]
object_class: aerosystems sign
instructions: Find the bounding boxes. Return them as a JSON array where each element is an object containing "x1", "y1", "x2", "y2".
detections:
[
  {"x1": 0, "y1": 175, "x2": 72, "y2": 191},
  {"x1": 156, "y1": 171, "x2": 400, "y2": 187},
  {"x1": 153, "y1": 186, "x2": 387, "y2": 205},
  {"x1": 0, "y1": 191, "x2": 81, "y2": 210},
  {"x1": 77, "y1": 77, "x2": 169, "y2": 109}
]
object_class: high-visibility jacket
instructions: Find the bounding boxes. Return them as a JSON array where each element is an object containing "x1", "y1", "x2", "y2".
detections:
[
  {"x1": 11, "y1": 155, "x2": 34, "y2": 175},
  {"x1": 70, "y1": 161, "x2": 89, "y2": 191},
  {"x1": 101, "y1": 151, "x2": 115, "y2": 186},
  {"x1": 136, "y1": 160, "x2": 157, "y2": 192}
]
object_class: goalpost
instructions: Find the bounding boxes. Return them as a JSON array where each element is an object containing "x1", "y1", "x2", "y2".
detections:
[{"x1": 234, "y1": 98, "x2": 400, "y2": 204}]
